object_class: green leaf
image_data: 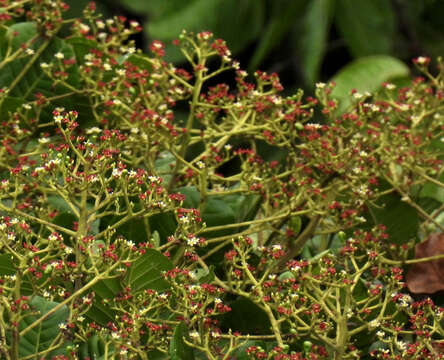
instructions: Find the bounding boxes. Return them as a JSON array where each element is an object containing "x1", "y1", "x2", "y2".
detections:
[
  {"x1": 47, "y1": 195, "x2": 73, "y2": 214},
  {"x1": 127, "y1": 249, "x2": 173, "y2": 292},
  {"x1": 78, "y1": 334, "x2": 107, "y2": 360},
  {"x1": 0, "y1": 96, "x2": 25, "y2": 119},
  {"x1": 296, "y1": 0, "x2": 334, "y2": 85},
  {"x1": 18, "y1": 296, "x2": 71, "y2": 358},
  {"x1": 88, "y1": 249, "x2": 173, "y2": 326},
  {"x1": 66, "y1": 36, "x2": 97, "y2": 63},
  {"x1": 369, "y1": 192, "x2": 419, "y2": 245},
  {"x1": 0, "y1": 253, "x2": 14, "y2": 275},
  {"x1": 149, "y1": 212, "x2": 178, "y2": 241},
  {"x1": 193, "y1": 265, "x2": 215, "y2": 284},
  {"x1": 0, "y1": 23, "x2": 93, "y2": 125},
  {"x1": 221, "y1": 297, "x2": 271, "y2": 334},
  {"x1": 335, "y1": 0, "x2": 396, "y2": 57},
  {"x1": 330, "y1": 55, "x2": 409, "y2": 113},
  {"x1": 288, "y1": 216, "x2": 302, "y2": 235},
  {"x1": 169, "y1": 322, "x2": 195, "y2": 360},
  {"x1": 146, "y1": 0, "x2": 264, "y2": 63},
  {"x1": 419, "y1": 173, "x2": 444, "y2": 203},
  {"x1": 249, "y1": 0, "x2": 307, "y2": 72}
]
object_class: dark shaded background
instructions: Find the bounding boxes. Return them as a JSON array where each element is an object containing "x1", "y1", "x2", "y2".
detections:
[{"x1": 65, "y1": 0, "x2": 444, "y2": 93}]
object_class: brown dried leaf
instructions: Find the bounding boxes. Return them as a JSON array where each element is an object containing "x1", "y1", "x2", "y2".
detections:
[{"x1": 406, "y1": 232, "x2": 444, "y2": 294}]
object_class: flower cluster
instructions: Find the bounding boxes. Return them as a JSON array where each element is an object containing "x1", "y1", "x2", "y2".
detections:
[{"x1": 0, "y1": 1, "x2": 443, "y2": 359}]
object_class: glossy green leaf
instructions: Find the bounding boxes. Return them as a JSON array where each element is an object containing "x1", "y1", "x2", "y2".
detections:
[
  {"x1": 18, "y1": 296, "x2": 71, "y2": 358},
  {"x1": 296, "y1": 0, "x2": 334, "y2": 85},
  {"x1": 335, "y1": 0, "x2": 396, "y2": 57},
  {"x1": 169, "y1": 322, "x2": 195, "y2": 360},
  {"x1": 330, "y1": 55, "x2": 409, "y2": 113}
]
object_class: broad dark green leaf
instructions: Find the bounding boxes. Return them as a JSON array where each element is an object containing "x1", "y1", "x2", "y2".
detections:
[
  {"x1": 47, "y1": 195, "x2": 73, "y2": 214},
  {"x1": 369, "y1": 192, "x2": 419, "y2": 245},
  {"x1": 127, "y1": 249, "x2": 173, "y2": 292},
  {"x1": 88, "y1": 249, "x2": 173, "y2": 326},
  {"x1": 118, "y1": 0, "x2": 183, "y2": 16},
  {"x1": 66, "y1": 36, "x2": 97, "y2": 63},
  {"x1": 249, "y1": 0, "x2": 307, "y2": 72},
  {"x1": 221, "y1": 297, "x2": 270, "y2": 334},
  {"x1": 0, "y1": 23, "x2": 93, "y2": 125},
  {"x1": 0, "y1": 253, "x2": 14, "y2": 275},
  {"x1": 0, "y1": 96, "x2": 24, "y2": 119},
  {"x1": 330, "y1": 55, "x2": 409, "y2": 113},
  {"x1": 296, "y1": 0, "x2": 334, "y2": 85},
  {"x1": 78, "y1": 334, "x2": 107, "y2": 360},
  {"x1": 149, "y1": 212, "x2": 178, "y2": 241},
  {"x1": 146, "y1": 0, "x2": 264, "y2": 63},
  {"x1": 194, "y1": 265, "x2": 215, "y2": 284},
  {"x1": 169, "y1": 322, "x2": 195, "y2": 360},
  {"x1": 335, "y1": 0, "x2": 396, "y2": 57},
  {"x1": 18, "y1": 296, "x2": 71, "y2": 358}
]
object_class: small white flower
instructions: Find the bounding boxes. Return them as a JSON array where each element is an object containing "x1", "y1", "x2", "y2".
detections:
[
  {"x1": 64, "y1": 247, "x2": 73, "y2": 254},
  {"x1": 189, "y1": 331, "x2": 199, "y2": 338},
  {"x1": 54, "y1": 52, "x2": 64, "y2": 60},
  {"x1": 315, "y1": 82, "x2": 326, "y2": 89},
  {"x1": 399, "y1": 104, "x2": 409, "y2": 111},
  {"x1": 416, "y1": 56, "x2": 428, "y2": 65},
  {"x1": 196, "y1": 161, "x2": 205, "y2": 169},
  {"x1": 25, "y1": 48, "x2": 35, "y2": 55},
  {"x1": 368, "y1": 319, "x2": 380, "y2": 329},
  {"x1": 385, "y1": 83, "x2": 396, "y2": 90},
  {"x1": 211, "y1": 331, "x2": 220, "y2": 339},
  {"x1": 54, "y1": 115, "x2": 64, "y2": 124},
  {"x1": 103, "y1": 63, "x2": 111, "y2": 71},
  {"x1": 396, "y1": 340, "x2": 406, "y2": 351},
  {"x1": 96, "y1": 20, "x2": 105, "y2": 29},
  {"x1": 38, "y1": 137, "x2": 50, "y2": 144},
  {"x1": 58, "y1": 323, "x2": 67, "y2": 330},
  {"x1": 187, "y1": 236, "x2": 199, "y2": 246},
  {"x1": 79, "y1": 23, "x2": 90, "y2": 33},
  {"x1": 86, "y1": 127, "x2": 101, "y2": 134}
]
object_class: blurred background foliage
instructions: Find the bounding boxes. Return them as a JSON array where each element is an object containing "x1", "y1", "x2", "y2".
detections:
[{"x1": 66, "y1": 0, "x2": 444, "y2": 97}]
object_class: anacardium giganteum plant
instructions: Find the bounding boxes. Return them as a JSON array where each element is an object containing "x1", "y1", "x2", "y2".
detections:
[{"x1": 0, "y1": 1, "x2": 444, "y2": 359}]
